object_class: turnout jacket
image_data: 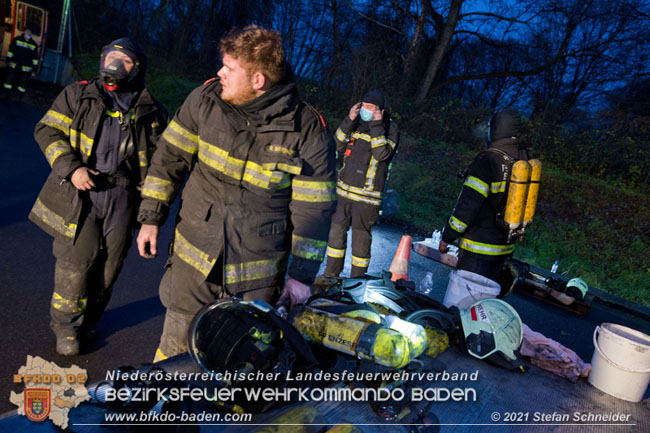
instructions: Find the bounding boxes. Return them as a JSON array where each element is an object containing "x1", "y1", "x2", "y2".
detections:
[
  {"x1": 7, "y1": 34, "x2": 39, "y2": 71},
  {"x1": 30, "y1": 78, "x2": 169, "y2": 241},
  {"x1": 334, "y1": 114, "x2": 399, "y2": 206},
  {"x1": 442, "y1": 138, "x2": 529, "y2": 259},
  {"x1": 137, "y1": 78, "x2": 337, "y2": 292}
]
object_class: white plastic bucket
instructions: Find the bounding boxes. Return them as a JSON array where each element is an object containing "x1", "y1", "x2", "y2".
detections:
[
  {"x1": 589, "y1": 323, "x2": 650, "y2": 402},
  {"x1": 443, "y1": 270, "x2": 501, "y2": 309}
]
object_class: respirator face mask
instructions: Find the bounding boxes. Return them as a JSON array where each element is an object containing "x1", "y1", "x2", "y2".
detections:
[{"x1": 99, "y1": 48, "x2": 139, "y2": 91}]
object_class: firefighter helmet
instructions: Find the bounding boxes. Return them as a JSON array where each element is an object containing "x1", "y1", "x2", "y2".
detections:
[{"x1": 458, "y1": 298, "x2": 523, "y2": 365}]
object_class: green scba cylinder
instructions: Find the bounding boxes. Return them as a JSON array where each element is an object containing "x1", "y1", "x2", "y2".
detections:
[{"x1": 291, "y1": 306, "x2": 422, "y2": 369}]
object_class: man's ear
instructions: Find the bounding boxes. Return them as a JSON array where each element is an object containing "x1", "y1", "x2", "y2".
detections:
[{"x1": 252, "y1": 71, "x2": 268, "y2": 91}]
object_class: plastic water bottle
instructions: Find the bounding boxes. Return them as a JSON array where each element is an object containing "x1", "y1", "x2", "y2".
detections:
[
  {"x1": 431, "y1": 230, "x2": 442, "y2": 246},
  {"x1": 551, "y1": 260, "x2": 559, "y2": 274},
  {"x1": 419, "y1": 272, "x2": 434, "y2": 295}
]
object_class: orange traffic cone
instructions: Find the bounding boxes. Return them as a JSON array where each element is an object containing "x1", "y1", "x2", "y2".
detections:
[{"x1": 389, "y1": 235, "x2": 412, "y2": 282}]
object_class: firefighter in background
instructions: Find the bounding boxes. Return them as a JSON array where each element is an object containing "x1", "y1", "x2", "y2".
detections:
[
  {"x1": 136, "y1": 25, "x2": 337, "y2": 362},
  {"x1": 323, "y1": 91, "x2": 399, "y2": 278},
  {"x1": 439, "y1": 108, "x2": 530, "y2": 281},
  {"x1": 30, "y1": 38, "x2": 168, "y2": 356},
  {"x1": 2, "y1": 28, "x2": 39, "y2": 97}
]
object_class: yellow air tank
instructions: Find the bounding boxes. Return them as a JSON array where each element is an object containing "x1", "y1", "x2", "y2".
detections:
[
  {"x1": 504, "y1": 160, "x2": 531, "y2": 230},
  {"x1": 523, "y1": 159, "x2": 542, "y2": 227},
  {"x1": 291, "y1": 306, "x2": 413, "y2": 369}
]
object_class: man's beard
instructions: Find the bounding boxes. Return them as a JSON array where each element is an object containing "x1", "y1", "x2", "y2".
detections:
[{"x1": 222, "y1": 85, "x2": 258, "y2": 106}]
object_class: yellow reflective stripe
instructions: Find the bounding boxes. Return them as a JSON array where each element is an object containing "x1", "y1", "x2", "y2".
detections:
[
  {"x1": 243, "y1": 160, "x2": 276, "y2": 189},
  {"x1": 224, "y1": 258, "x2": 282, "y2": 285},
  {"x1": 459, "y1": 238, "x2": 515, "y2": 256},
  {"x1": 70, "y1": 129, "x2": 94, "y2": 155},
  {"x1": 327, "y1": 246, "x2": 346, "y2": 258},
  {"x1": 292, "y1": 235, "x2": 327, "y2": 261},
  {"x1": 267, "y1": 145, "x2": 295, "y2": 156},
  {"x1": 449, "y1": 216, "x2": 468, "y2": 233},
  {"x1": 163, "y1": 120, "x2": 199, "y2": 155},
  {"x1": 199, "y1": 140, "x2": 293, "y2": 190},
  {"x1": 52, "y1": 292, "x2": 87, "y2": 313},
  {"x1": 153, "y1": 348, "x2": 168, "y2": 363},
  {"x1": 138, "y1": 150, "x2": 148, "y2": 167},
  {"x1": 8, "y1": 62, "x2": 16, "y2": 68},
  {"x1": 45, "y1": 140, "x2": 72, "y2": 166},
  {"x1": 336, "y1": 180, "x2": 382, "y2": 198},
  {"x1": 261, "y1": 162, "x2": 301, "y2": 175},
  {"x1": 174, "y1": 230, "x2": 216, "y2": 277},
  {"x1": 142, "y1": 176, "x2": 176, "y2": 202},
  {"x1": 198, "y1": 139, "x2": 245, "y2": 178},
  {"x1": 16, "y1": 40, "x2": 36, "y2": 50},
  {"x1": 6, "y1": 51, "x2": 13, "y2": 58},
  {"x1": 490, "y1": 181, "x2": 507, "y2": 193},
  {"x1": 370, "y1": 136, "x2": 387, "y2": 148},
  {"x1": 464, "y1": 176, "x2": 489, "y2": 198},
  {"x1": 336, "y1": 186, "x2": 381, "y2": 206},
  {"x1": 32, "y1": 59, "x2": 39, "y2": 65},
  {"x1": 386, "y1": 138, "x2": 397, "y2": 150},
  {"x1": 335, "y1": 128, "x2": 348, "y2": 142},
  {"x1": 21, "y1": 65, "x2": 32, "y2": 72},
  {"x1": 365, "y1": 156, "x2": 378, "y2": 189},
  {"x1": 41, "y1": 110, "x2": 72, "y2": 135},
  {"x1": 292, "y1": 179, "x2": 336, "y2": 202},
  {"x1": 105, "y1": 108, "x2": 135, "y2": 119},
  {"x1": 351, "y1": 132, "x2": 371, "y2": 141},
  {"x1": 32, "y1": 198, "x2": 77, "y2": 239},
  {"x1": 351, "y1": 255, "x2": 370, "y2": 267}
]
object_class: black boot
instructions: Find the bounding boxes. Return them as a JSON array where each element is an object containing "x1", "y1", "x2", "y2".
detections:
[{"x1": 56, "y1": 336, "x2": 80, "y2": 356}]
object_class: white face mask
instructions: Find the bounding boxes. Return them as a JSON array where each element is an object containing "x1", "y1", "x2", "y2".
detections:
[{"x1": 24, "y1": 34, "x2": 32, "y2": 40}]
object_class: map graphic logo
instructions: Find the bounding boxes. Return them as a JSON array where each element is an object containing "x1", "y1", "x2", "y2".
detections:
[
  {"x1": 10, "y1": 356, "x2": 89, "y2": 429},
  {"x1": 24, "y1": 389, "x2": 51, "y2": 422}
]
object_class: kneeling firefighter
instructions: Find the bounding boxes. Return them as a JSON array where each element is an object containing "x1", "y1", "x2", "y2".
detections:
[{"x1": 439, "y1": 108, "x2": 540, "y2": 286}]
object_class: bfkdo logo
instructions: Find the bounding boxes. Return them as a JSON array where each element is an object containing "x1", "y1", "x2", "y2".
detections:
[{"x1": 24, "y1": 389, "x2": 51, "y2": 422}]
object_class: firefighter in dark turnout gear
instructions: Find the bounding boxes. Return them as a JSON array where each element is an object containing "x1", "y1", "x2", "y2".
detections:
[
  {"x1": 2, "y1": 28, "x2": 39, "y2": 96},
  {"x1": 439, "y1": 108, "x2": 530, "y2": 282},
  {"x1": 30, "y1": 38, "x2": 168, "y2": 356},
  {"x1": 135, "y1": 26, "x2": 337, "y2": 362},
  {"x1": 323, "y1": 91, "x2": 399, "y2": 278}
]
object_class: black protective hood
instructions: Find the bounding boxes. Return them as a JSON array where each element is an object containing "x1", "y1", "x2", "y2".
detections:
[
  {"x1": 489, "y1": 108, "x2": 522, "y2": 142},
  {"x1": 99, "y1": 37, "x2": 147, "y2": 92},
  {"x1": 488, "y1": 108, "x2": 528, "y2": 160}
]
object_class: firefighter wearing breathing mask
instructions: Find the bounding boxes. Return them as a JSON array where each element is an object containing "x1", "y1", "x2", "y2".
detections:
[
  {"x1": 323, "y1": 91, "x2": 400, "y2": 278},
  {"x1": 29, "y1": 38, "x2": 168, "y2": 356}
]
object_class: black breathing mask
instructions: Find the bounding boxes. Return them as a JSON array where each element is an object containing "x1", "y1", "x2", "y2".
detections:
[{"x1": 99, "y1": 48, "x2": 139, "y2": 91}]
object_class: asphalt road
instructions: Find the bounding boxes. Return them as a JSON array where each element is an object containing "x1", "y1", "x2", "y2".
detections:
[{"x1": 1, "y1": 94, "x2": 649, "y2": 415}]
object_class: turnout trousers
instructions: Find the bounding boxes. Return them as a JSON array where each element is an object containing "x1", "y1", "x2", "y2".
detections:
[
  {"x1": 324, "y1": 197, "x2": 380, "y2": 278},
  {"x1": 456, "y1": 250, "x2": 511, "y2": 283},
  {"x1": 50, "y1": 184, "x2": 136, "y2": 339},
  {"x1": 154, "y1": 257, "x2": 278, "y2": 362},
  {"x1": 3, "y1": 66, "x2": 31, "y2": 93}
]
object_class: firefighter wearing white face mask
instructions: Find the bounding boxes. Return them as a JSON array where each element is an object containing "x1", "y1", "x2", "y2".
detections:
[
  {"x1": 2, "y1": 28, "x2": 39, "y2": 97},
  {"x1": 324, "y1": 91, "x2": 400, "y2": 278}
]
